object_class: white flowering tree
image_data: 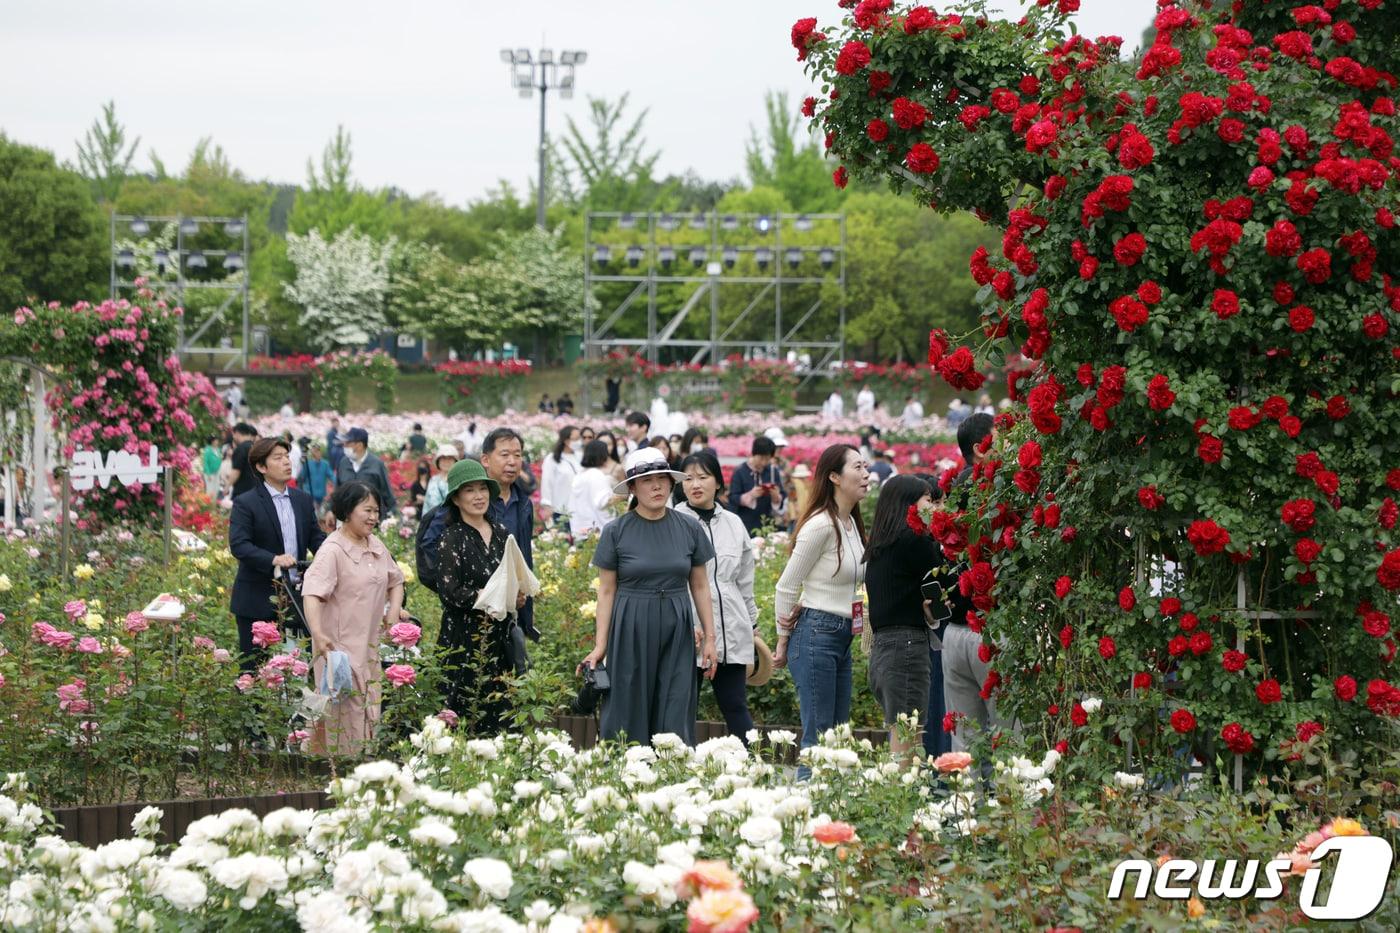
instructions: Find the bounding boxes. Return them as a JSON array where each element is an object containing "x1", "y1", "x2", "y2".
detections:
[{"x1": 283, "y1": 227, "x2": 394, "y2": 352}]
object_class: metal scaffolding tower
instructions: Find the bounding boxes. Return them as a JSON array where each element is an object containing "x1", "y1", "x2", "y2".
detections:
[
  {"x1": 110, "y1": 213, "x2": 251, "y2": 368},
  {"x1": 582, "y1": 211, "x2": 846, "y2": 383}
]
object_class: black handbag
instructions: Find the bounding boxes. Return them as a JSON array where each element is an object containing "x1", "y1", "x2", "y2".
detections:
[{"x1": 506, "y1": 621, "x2": 530, "y2": 676}]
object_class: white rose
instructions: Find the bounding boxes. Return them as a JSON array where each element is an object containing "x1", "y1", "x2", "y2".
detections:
[
  {"x1": 1080, "y1": 697, "x2": 1102, "y2": 715},
  {"x1": 298, "y1": 891, "x2": 371, "y2": 933},
  {"x1": 1113, "y1": 771, "x2": 1145, "y2": 790},
  {"x1": 130, "y1": 806, "x2": 163, "y2": 838},
  {"x1": 410, "y1": 817, "x2": 458, "y2": 849},
  {"x1": 463, "y1": 857, "x2": 514, "y2": 900},
  {"x1": 739, "y1": 815, "x2": 783, "y2": 847},
  {"x1": 512, "y1": 781, "x2": 543, "y2": 800},
  {"x1": 262, "y1": 807, "x2": 314, "y2": 837},
  {"x1": 152, "y1": 867, "x2": 207, "y2": 912},
  {"x1": 655, "y1": 841, "x2": 695, "y2": 870}
]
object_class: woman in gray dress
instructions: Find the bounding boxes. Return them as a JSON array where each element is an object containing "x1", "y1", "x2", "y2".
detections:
[{"x1": 578, "y1": 448, "x2": 718, "y2": 745}]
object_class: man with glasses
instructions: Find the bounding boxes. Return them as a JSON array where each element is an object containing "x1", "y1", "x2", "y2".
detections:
[{"x1": 482, "y1": 428, "x2": 540, "y2": 640}]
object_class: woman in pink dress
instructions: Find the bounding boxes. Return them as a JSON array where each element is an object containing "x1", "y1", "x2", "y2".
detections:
[{"x1": 302, "y1": 481, "x2": 407, "y2": 755}]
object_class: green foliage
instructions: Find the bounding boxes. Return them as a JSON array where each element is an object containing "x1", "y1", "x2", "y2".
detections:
[
  {"x1": 0, "y1": 134, "x2": 107, "y2": 312},
  {"x1": 286, "y1": 125, "x2": 399, "y2": 240},
  {"x1": 74, "y1": 100, "x2": 139, "y2": 204},
  {"x1": 746, "y1": 91, "x2": 843, "y2": 212}
]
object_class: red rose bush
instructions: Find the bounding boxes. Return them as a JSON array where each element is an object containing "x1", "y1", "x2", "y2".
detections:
[{"x1": 799, "y1": 0, "x2": 1400, "y2": 777}]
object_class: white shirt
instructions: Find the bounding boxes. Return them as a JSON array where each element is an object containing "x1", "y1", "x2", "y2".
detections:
[
  {"x1": 901, "y1": 400, "x2": 924, "y2": 427},
  {"x1": 568, "y1": 468, "x2": 616, "y2": 537},
  {"x1": 540, "y1": 451, "x2": 582, "y2": 510},
  {"x1": 279, "y1": 404, "x2": 295, "y2": 418},
  {"x1": 456, "y1": 429, "x2": 482, "y2": 458},
  {"x1": 288, "y1": 441, "x2": 302, "y2": 480},
  {"x1": 774, "y1": 511, "x2": 865, "y2": 629},
  {"x1": 856, "y1": 387, "x2": 876, "y2": 417},
  {"x1": 822, "y1": 393, "x2": 844, "y2": 419}
]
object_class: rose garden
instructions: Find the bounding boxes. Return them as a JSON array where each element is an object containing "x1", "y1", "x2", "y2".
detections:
[{"x1": 3, "y1": 1, "x2": 1400, "y2": 929}]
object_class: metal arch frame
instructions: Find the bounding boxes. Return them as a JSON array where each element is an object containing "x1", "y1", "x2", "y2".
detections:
[
  {"x1": 581, "y1": 211, "x2": 846, "y2": 410},
  {"x1": 109, "y1": 213, "x2": 251, "y2": 368}
]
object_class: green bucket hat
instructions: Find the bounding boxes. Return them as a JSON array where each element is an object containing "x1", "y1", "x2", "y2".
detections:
[{"x1": 445, "y1": 458, "x2": 500, "y2": 501}]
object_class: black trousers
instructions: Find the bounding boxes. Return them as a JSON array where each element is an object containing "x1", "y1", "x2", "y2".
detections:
[
  {"x1": 235, "y1": 615, "x2": 264, "y2": 674},
  {"x1": 700, "y1": 662, "x2": 754, "y2": 743}
]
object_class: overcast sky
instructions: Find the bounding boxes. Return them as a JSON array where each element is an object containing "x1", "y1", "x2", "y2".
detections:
[{"x1": 3, "y1": 1, "x2": 1157, "y2": 205}]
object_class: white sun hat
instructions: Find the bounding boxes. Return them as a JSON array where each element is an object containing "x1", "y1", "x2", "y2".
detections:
[
  {"x1": 763, "y1": 427, "x2": 789, "y2": 447},
  {"x1": 613, "y1": 447, "x2": 688, "y2": 496}
]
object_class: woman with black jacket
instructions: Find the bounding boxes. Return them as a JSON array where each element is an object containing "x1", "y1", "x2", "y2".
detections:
[{"x1": 863, "y1": 474, "x2": 945, "y2": 760}]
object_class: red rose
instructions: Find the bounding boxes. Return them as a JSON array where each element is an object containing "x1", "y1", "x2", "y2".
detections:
[
  {"x1": 1280, "y1": 499, "x2": 1316, "y2": 532},
  {"x1": 1187, "y1": 518, "x2": 1230, "y2": 556},
  {"x1": 1146, "y1": 375, "x2": 1175, "y2": 411},
  {"x1": 1335, "y1": 675, "x2": 1358, "y2": 701},
  {"x1": 1189, "y1": 631, "x2": 1213, "y2": 655},
  {"x1": 906, "y1": 142, "x2": 941, "y2": 174},
  {"x1": 1118, "y1": 586, "x2": 1136, "y2": 611},
  {"x1": 1248, "y1": 166, "x2": 1275, "y2": 189},
  {"x1": 1070, "y1": 701, "x2": 1087, "y2": 727},
  {"x1": 1110, "y1": 295, "x2": 1149, "y2": 332},
  {"x1": 905, "y1": 503, "x2": 928, "y2": 536},
  {"x1": 1160, "y1": 597, "x2": 1182, "y2": 617},
  {"x1": 1133, "y1": 672, "x2": 1152, "y2": 690},
  {"x1": 1137, "y1": 280, "x2": 1162, "y2": 304},
  {"x1": 1113, "y1": 232, "x2": 1147, "y2": 266},
  {"x1": 1261, "y1": 395, "x2": 1290, "y2": 419},
  {"x1": 1026, "y1": 119, "x2": 1059, "y2": 153},
  {"x1": 1055, "y1": 576, "x2": 1073, "y2": 599},
  {"x1": 1296, "y1": 248, "x2": 1332, "y2": 284},
  {"x1": 1170, "y1": 709, "x2": 1196, "y2": 733},
  {"x1": 1378, "y1": 548, "x2": 1400, "y2": 591},
  {"x1": 904, "y1": 6, "x2": 937, "y2": 33},
  {"x1": 1288, "y1": 305, "x2": 1315, "y2": 332},
  {"x1": 1079, "y1": 256, "x2": 1099, "y2": 280},
  {"x1": 868, "y1": 70, "x2": 892, "y2": 94},
  {"x1": 1366, "y1": 679, "x2": 1400, "y2": 717},
  {"x1": 927, "y1": 329, "x2": 950, "y2": 366},
  {"x1": 891, "y1": 97, "x2": 929, "y2": 130},
  {"x1": 834, "y1": 39, "x2": 872, "y2": 75},
  {"x1": 1273, "y1": 281, "x2": 1295, "y2": 305},
  {"x1": 1221, "y1": 722, "x2": 1255, "y2": 754},
  {"x1": 1255, "y1": 679, "x2": 1282, "y2": 704},
  {"x1": 1197, "y1": 435, "x2": 1223, "y2": 464},
  {"x1": 1363, "y1": 314, "x2": 1390, "y2": 339},
  {"x1": 791, "y1": 17, "x2": 825, "y2": 60},
  {"x1": 1059, "y1": 624, "x2": 1074, "y2": 648},
  {"x1": 1138, "y1": 485, "x2": 1164, "y2": 510},
  {"x1": 1389, "y1": 469, "x2": 1400, "y2": 492},
  {"x1": 942, "y1": 711, "x2": 962, "y2": 733},
  {"x1": 1168, "y1": 635, "x2": 1188, "y2": 657},
  {"x1": 1326, "y1": 395, "x2": 1350, "y2": 420},
  {"x1": 1098, "y1": 636, "x2": 1116, "y2": 659},
  {"x1": 1296, "y1": 721, "x2": 1324, "y2": 743},
  {"x1": 1178, "y1": 612, "x2": 1199, "y2": 632},
  {"x1": 937, "y1": 347, "x2": 984, "y2": 391},
  {"x1": 1361, "y1": 607, "x2": 1391, "y2": 638},
  {"x1": 866, "y1": 118, "x2": 889, "y2": 141},
  {"x1": 1227, "y1": 406, "x2": 1260, "y2": 430},
  {"x1": 1381, "y1": 498, "x2": 1398, "y2": 531},
  {"x1": 1295, "y1": 452, "x2": 1323, "y2": 479},
  {"x1": 958, "y1": 104, "x2": 992, "y2": 131},
  {"x1": 1211, "y1": 289, "x2": 1240, "y2": 319},
  {"x1": 1222, "y1": 649, "x2": 1247, "y2": 672}
]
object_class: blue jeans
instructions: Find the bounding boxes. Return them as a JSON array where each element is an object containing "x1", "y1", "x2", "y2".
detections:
[
  {"x1": 787, "y1": 608, "x2": 853, "y2": 779},
  {"x1": 922, "y1": 644, "x2": 949, "y2": 757}
]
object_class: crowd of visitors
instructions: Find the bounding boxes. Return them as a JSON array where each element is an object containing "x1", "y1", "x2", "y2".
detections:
[{"x1": 223, "y1": 400, "x2": 996, "y2": 772}]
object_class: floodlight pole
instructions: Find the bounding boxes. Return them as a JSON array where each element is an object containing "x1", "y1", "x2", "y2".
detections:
[
  {"x1": 536, "y1": 83, "x2": 548, "y2": 229},
  {"x1": 502, "y1": 48, "x2": 585, "y2": 230}
]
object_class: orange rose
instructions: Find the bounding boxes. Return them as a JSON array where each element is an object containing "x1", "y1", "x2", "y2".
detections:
[
  {"x1": 932, "y1": 751, "x2": 973, "y2": 773},
  {"x1": 812, "y1": 820, "x2": 858, "y2": 847},
  {"x1": 676, "y1": 860, "x2": 743, "y2": 899},
  {"x1": 687, "y1": 888, "x2": 759, "y2": 933}
]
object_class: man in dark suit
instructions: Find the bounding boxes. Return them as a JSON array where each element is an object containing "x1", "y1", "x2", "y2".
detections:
[{"x1": 229, "y1": 437, "x2": 326, "y2": 671}]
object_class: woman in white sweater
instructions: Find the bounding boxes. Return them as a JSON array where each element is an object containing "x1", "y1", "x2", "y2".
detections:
[
  {"x1": 675, "y1": 451, "x2": 759, "y2": 742},
  {"x1": 568, "y1": 440, "x2": 617, "y2": 538},
  {"x1": 773, "y1": 443, "x2": 870, "y2": 775},
  {"x1": 540, "y1": 426, "x2": 581, "y2": 526}
]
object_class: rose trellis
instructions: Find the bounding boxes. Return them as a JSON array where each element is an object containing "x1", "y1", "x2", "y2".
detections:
[{"x1": 799, "y1": 0, "x2": 1400, "y2": 779}]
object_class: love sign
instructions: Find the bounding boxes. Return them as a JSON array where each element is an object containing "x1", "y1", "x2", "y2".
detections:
[{"x1": 70, "y1": 446, "x2": 161, "y2": 491}]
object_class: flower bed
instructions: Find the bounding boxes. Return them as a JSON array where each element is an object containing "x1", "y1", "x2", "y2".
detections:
[
  {"x1": 3, "y1": 719, "x2": 1397, "y2": 929},
  {"x1": 435, "y1": 360, "x2": 533, "y2": 415},
  {"x1": 250, "y1": 351, "x2": 399, "y2": 413}
]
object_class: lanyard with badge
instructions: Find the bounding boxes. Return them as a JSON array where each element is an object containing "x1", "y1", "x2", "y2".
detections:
[{"x1": 841, "y1": 517, "x2": 865, "y2": 634}]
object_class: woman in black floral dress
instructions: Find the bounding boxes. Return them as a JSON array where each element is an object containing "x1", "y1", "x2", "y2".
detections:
[{"x1": 435, "y1": 459, "x2": 517, "y2": 732}]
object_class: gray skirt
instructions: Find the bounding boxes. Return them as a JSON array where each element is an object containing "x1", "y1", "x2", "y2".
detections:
[{"x1": 600, "y1": 586, "x2": 699, "y2": 746}]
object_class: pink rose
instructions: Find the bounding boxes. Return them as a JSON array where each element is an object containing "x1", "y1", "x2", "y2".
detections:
[
  {"x1": 250, "y1": 621, "x2": 281, "y2": 648},
  {"x1": 124, "y1": 612, "x2": 149, "y2": 634},
  {"x1": 31, "y1": 621, "x2": 56, "y2": 642},
  {"x1": 812, "y1": 821, "x2": 858, "y2": 847},
  {"x1": 64, "y1": 599, "x2": 87, "y2": 621},
  {"x1": 45, "y1": 630, "x2": 76, "y2": 650},
  {"x1": 435, "y1": 709, "x2": 459, "y2": 727},
  {"x1": 212, "y1": 648, "x2": 232, "y2": 664},
  {"x1": 933, "y1": 751, "x2": 973, "y2": 773},
  {"x1": 76, "y1": 637, "x2": 104, "y2": 654},
  {"x1": 192, "y1": 636, "x2": 216, "y2": 651},
  {"x1": 235, "y1": 673, "x2": 255, "y2": 693},
  {"x1": 389, "y1": 622, "x2": 422, "y2": 648},
  {"x1": 384, "y1": 664, "x2": 417, "y2": 687}
]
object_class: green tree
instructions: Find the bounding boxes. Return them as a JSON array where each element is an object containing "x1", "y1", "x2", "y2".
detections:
[
  {"x1": 836, "y1": 192, "x2": 994, "y2": 362},
  {"x1": 745, "y1": 91, "x2": 842, "y2": 212},
  {"x1": 286, "y1": 126, "x2": 398, "y2": 239},
  {"x1": 75, "y1": 100, "x2": 139, "y2": 204},
  {"x1": 551, "y1": 94, "x2": 667, "y2": 212},
  {"x1": 0, "y1": 134, "x2": 107, "y2": 312}
]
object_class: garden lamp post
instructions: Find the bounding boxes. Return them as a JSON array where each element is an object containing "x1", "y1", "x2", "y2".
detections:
[{"x1": 500, "y1": 47, "x2": 586, "y2": 229}]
